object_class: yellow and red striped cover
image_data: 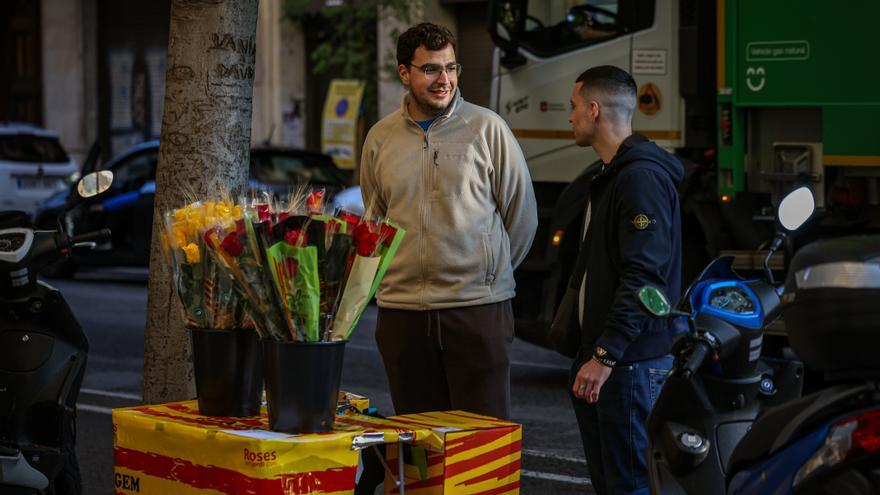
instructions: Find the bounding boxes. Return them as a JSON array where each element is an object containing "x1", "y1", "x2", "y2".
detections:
[
  {"x1": 384, "y1": 411, "x2": 522, "y2": 495},
  {"x1": 113, "y1": 393, "x2": 372, "y2": 495},
  {"x1": 112, "y1": 400, "x2": 521, "y2": 494}
]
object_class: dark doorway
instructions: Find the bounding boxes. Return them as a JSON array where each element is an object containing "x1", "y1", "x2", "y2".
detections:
[
  {"x1": 0, "y1": 0, "x2": 43, "y2": 124},
  {"x1": 97, "y1": 0, "x2": 171, "y2": 161},
  {"x1": 303, "y1": 17, "x2": 346, "y2": 151},
  {"x1": 454, "y1": 2, "x2": 493, "y2": 108}
]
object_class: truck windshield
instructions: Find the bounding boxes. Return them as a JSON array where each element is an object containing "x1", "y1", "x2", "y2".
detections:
[{"x1": 491, "y1": 0, "x2": 653, "y2": 59}]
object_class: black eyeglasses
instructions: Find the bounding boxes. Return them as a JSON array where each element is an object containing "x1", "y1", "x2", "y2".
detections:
[{"x1": 409, "y1": 63, "x2": 462, "y2": 79}]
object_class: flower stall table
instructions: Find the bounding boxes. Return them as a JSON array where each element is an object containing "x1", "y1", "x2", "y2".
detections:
[{"x1": 112, "y1": 399, "x2": 522, "y2": 495}]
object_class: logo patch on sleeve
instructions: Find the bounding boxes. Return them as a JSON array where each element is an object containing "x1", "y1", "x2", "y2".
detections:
[{"x1": 631, "y1": 213, "x2": 656, "y2": 230}]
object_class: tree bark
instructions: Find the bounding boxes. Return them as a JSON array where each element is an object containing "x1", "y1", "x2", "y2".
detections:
[{"x1": 144, "y1": 0, "x2": 259, "y2": 404}]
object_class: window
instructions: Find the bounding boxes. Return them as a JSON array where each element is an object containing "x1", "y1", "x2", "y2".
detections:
[
  {"x1": 0, "y1": 135, "x2": 69, "y2": 163},
  {"x1": 250, "y1": 153, "x2": 345, "y2": 185},
  {"x1": 111, "y1": 150, "x2": 157, "y2": 192},
  {"x1": 493, "y1": 0, "x2": 654, "y2": 58}
]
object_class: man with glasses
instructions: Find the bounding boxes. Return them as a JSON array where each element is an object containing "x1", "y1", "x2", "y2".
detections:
[{"x1": 360, "y1": 22, "x2": 537, "y2": 420}]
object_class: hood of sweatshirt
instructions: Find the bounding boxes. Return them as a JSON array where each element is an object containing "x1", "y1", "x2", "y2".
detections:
[{"x1": 605, "y1": 133, "x2": 684, "y2": 186}]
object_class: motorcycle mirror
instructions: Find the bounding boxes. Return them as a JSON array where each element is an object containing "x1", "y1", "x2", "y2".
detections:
[
  {"x1": 637, "y1": 286, "x2": 672, "y2": 318},
  {"x1": 76, "y1": 170, "x2": 114, "y2": 198},
  {"x1": 777, "y1": 185, "x2": 815, "y2": 232},
  {"x1": 763, "y1": 185, "x2": 816, "y2": 284}
]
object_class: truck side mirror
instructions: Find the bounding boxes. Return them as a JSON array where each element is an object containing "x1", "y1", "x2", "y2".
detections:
[{"x1": 488, "y1": 0, "x2": 528, "y2": 69}]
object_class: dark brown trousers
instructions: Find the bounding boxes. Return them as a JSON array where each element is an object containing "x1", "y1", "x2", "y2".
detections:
[{"x1": 375, "y1": 300, "x2": 514, "y2": 420}]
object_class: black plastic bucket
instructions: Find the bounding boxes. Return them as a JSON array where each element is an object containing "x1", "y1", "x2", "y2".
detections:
[
  {"x1": 190, "y1": 328, "x2": 263, "y2": 417},
  {"x1": 263, "y1": 339, "x2": 346, "y2": 433}
]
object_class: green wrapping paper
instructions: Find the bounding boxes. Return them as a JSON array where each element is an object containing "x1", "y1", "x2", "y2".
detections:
[
  {"x1": 203, "y1": 260, "x2": 242, "y2": 329},
  {"x1": 162, "y1": 202, "x2": 253, "y2": 333},
  {"x1": 348, "y1": 221, "x2": 405, "y2": 338},
  {"x1": 305, "y1": 215, "x2": 346, "y2": 328},
  {"x1": 329, "y1": 221, "x2": 406, "y2": 339},
  {"x1": 205, "y1": 220, "x2": 289, "y2": 341},
  {"x1": 252, "y1": 219, "x2": 299, "y2": 340},
  {"x1": 367, "y1": 221, "x2": 405, "y2": 306},
  {"x1": 321, "y1": 233, "x2": 353, "y2": 318},
  {"x1": 266, "y1": 243, "x2": 321, "y2": 342},
  {"x1": 241, "y1": 219, "x2": 289, "y2": 339},
  {"x1": 176, "y1": 260, "x2": 207, "y2": 328},
  {"x1": 329, "y1": 255, "x2": 381, "y2": 340}
]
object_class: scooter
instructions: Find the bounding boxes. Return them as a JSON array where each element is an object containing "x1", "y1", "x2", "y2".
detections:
[
  {"x1": 0, "y1": 171, "x2": 113, "y2": 493},
  {"x1": 725, "y1": 232, "x2": 880, "y2": 494},
  {"x1": 636, "y1": 185, "x2": 815, "y2": 494}
]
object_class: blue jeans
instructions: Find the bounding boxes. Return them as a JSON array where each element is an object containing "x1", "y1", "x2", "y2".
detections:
[{"x1": 569, "y1": 352, "x2": 673, "y2": 495}]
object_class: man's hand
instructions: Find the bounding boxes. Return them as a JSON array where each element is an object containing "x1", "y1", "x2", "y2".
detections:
[{"x1": 572, "y1": 358, "x2": 612, "y2": 403}]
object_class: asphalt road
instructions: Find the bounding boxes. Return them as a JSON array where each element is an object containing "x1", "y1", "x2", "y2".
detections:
[{"x1": 47, "y1": 266, "x2": 595, "y2": 494}]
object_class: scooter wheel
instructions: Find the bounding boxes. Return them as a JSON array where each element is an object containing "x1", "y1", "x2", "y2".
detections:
[
  {"x1": 48, "y1": 415, "x2": 82, "y2": 495},
  {"x1": 49, "y1": 448, "x2": 81, "y2": 495}
]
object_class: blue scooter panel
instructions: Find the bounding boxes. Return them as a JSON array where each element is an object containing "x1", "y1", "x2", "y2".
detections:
[
  {"x1": 727, "y1": 424, "x2": 828, "y2": 494},
  {"x1": 692, "y1": 280, "x2": 764, "y2": 330}
]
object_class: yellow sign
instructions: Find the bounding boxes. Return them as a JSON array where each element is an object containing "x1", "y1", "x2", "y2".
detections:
[
  {"x1": 637, "y1": 83, "x2": 662, "y2": 117},
  {"x1": 321, "y1": 79, "x2": 364, "y2": 170}
]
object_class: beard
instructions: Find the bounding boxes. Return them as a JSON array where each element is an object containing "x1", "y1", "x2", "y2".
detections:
[
  {"x1": 573, "y1": 116, "x2": 598, "y2": 147},
  {"x1": 410, "y1": 84, "x2": 454, "y2": 117},
  {"x1": 575, "y1": 128, "x2": 596, "y2": 147}
]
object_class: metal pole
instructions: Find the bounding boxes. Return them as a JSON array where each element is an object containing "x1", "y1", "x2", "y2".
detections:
[{"x1": 397, "y1": 437, "x2": 406, "y2": 495}]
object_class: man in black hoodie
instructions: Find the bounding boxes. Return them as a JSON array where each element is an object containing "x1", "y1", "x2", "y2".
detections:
[{"x1": 567, "y1": 66, "x2": 683, "y2": 495}]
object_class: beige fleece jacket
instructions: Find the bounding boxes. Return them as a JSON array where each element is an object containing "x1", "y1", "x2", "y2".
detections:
[{"x1": 360, "y1": 90, "x2": 537, "y2": 310}]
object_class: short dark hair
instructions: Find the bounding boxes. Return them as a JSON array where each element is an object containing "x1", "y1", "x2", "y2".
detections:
[
  {"x1": 396, "y1": 23, "x2": 456, "y2": 67},
  {"x1": 575, "y1": 65, "x2": 637, "y2": 125}
]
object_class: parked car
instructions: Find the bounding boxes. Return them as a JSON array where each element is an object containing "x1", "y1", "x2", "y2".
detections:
[
  {"x1": 35, "y1": 140, "x2": 361, "y2": 277},
  {"x1": 0, "y1": 122, "x2": 79, "y2": 218}
]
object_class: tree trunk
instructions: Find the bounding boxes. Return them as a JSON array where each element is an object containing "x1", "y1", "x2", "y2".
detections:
[{"x1": 143, "y1": 0, "x2": 259, "y2": 404}]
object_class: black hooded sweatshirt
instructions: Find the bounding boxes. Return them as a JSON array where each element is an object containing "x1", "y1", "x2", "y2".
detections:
[{"x1": 579, "y1": 133, "x2": 683, "y2": 364}]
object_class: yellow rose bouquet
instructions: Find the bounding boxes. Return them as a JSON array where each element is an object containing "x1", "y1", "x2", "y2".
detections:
[{"x1": 161, "y1": 200, "x2": 248, "y2": 330}]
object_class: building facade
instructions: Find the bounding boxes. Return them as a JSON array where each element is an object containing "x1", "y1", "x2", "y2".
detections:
[{"x1": 2, "y1": 0, "x2": 493, "y2": 170}]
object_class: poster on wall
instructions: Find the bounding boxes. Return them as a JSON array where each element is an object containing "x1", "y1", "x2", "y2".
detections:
[{"x1": 321, "y1": 79, "x2": 364, "y2": 170}]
